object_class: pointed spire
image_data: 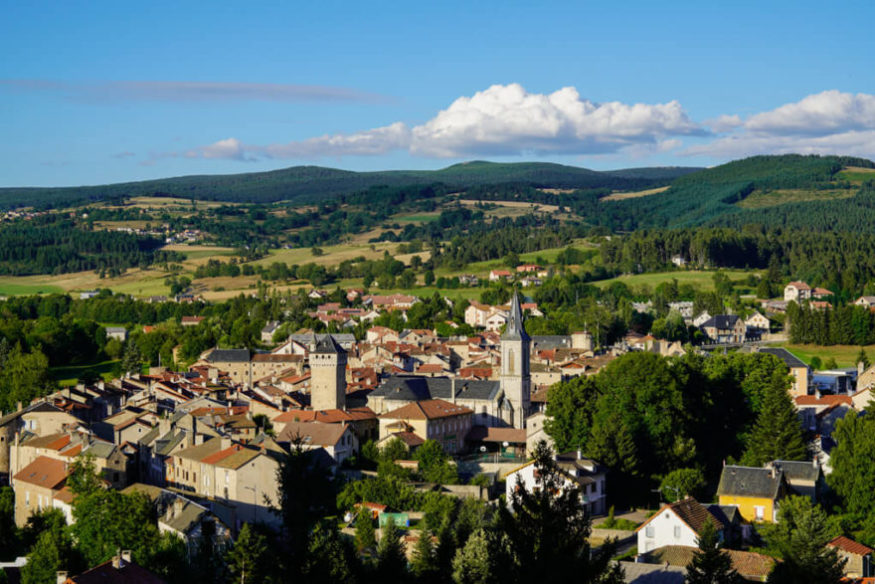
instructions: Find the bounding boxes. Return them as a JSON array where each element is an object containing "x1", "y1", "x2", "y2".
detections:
[
  {"x1": 502, "y1": 292, "x2": 530, "y2": 342},
  {"x1": 312, "y1": 334, "x2": 344, "y2": 354}
]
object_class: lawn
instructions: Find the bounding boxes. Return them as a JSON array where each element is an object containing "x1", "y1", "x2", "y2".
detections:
[
  {"x1": 591, "y1": 269, "x2": 760, "y2": 291},
  {"x1": 837, "y1": 166, "x2": 875, "y2": 184},
  {"x1": 0, "y1": 281, "x2": 64, "y2": 296},
  {"x1": 50, "y1": 359, "x2": 121, "y2": 386},
  {"x1": 778, "y1": 343, "x2": 875, "y2": 368}
]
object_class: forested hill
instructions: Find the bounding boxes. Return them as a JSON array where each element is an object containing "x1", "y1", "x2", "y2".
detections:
[
  {"x1": 588, "y1": 154, "x2": 875, "y2": 231},
  {"x1": 0, "y1": 161, "x2": 702, "y2": 209}
]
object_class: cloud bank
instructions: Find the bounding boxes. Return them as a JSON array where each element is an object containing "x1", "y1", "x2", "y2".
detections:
[
  {"x1": 690, "y1": 90, "x2": 875, "y2": 158},
  {"x1": 186, "y1": 83, "x2": 706, "y2": 161},
  {"x1": 152, "y1": 85, "x2": 875, "y2": 164}
]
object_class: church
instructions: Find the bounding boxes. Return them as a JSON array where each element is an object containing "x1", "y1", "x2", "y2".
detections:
[{"x1": 366, "y1": 292, "x2": 532, "y2": 430}]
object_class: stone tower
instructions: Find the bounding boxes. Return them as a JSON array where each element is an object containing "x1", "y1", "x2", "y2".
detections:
[
  {"x1": 310, "y1": 334, "x2": 347, "y2": 411},
  {"x1": 500, "y1": 292, "x2": 531, "y2": 429}
]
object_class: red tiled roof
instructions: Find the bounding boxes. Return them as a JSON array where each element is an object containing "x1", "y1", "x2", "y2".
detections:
[
  {"x1": 828, "y1": 536, "x2": 874, "y2": 556},
  {"x1": 13, "y1": 456, "x2": 68, "y2": 489},
  {"x1": 380, "y1": 399, "x2": 472, "y2": 421},
  {"x1": 795, "y1": 395, "x2": 853, "y2": 406}
]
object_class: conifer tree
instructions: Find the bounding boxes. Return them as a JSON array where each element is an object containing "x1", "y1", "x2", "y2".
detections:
[
  {"x1": 355, "y1": 510, "x2": 376, "y2": 553},
  {"x1": 741, "y1": 383, "x2": 807, "y2": 466},
  {"x1": 410, "y1": 530, "x2": 439, "y2": 582},
  {"x1": 226, "y1": 523, "x2": 269, "y2": 584},
  {"x1": 685, "y1": 520, "x2": 742, "y2": 584},
  {"x1": 376, "y1": 517, "x2": 407, "y2": 579}
]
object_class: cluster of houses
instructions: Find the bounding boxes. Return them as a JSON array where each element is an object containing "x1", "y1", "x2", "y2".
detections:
[{"x1": 488, "y1": 264, "x2": 551, "y2": 287}]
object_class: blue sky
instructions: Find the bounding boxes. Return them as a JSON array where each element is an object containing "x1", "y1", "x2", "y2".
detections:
[{"x1": 2, "y1": 0, "x2": 874, "y2": 186}]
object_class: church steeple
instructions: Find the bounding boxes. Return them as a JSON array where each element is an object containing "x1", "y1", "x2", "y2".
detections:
[
  {"x1": 502, "y1": 292, "x2": 530, "y2": 342},
  {"x1": 500, "y1": 291, "x2": 531, "y2": 429}
]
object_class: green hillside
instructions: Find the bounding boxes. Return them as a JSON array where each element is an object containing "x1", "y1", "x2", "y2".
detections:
[
  {"x1": 0, "y1": 161, "x2": 700, "y2": 209},
  {"x1": 592, "y1": 154, "x2": 875, "y2": 230}
]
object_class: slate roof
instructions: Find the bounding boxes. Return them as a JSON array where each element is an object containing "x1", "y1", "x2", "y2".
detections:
[
  {"x1": 768, "y1": 460, "x2": 821, "y2": 483},
  {"x1": 758, "y1": 347, "x2": 807, "y2": 369},
  {"x1": 289, "y1": 332, "x2": 355, "y2": 346},
  {"x1": 717, "y1": 465, "x2": 783, "y2": 500},
  {"x1": 205, "y1": 348, "x2": 250, "y2": 363},
  {"x1": 501, "y1": 292, "x2": 530, "y2": 342},
  {"x1": 370, "y1": 375, "x2": 501, "y2": 402},
  {"x1": 312, "y1": 333, "x2": 345, "y2": 355},
  {"x1": 700, "y1": 314, "x2": 742, "y2": 329},
  {"x1": 161, "y1": 499, "x2": 209, "y2": 534}
]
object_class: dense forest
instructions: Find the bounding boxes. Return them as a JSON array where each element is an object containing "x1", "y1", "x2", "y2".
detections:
[
  {"x1": 0, "y1": 216, "x2": 182, "y2": 276},
  {"x1": 0, "y1": 160, "x2": 696, "y2": 209}
]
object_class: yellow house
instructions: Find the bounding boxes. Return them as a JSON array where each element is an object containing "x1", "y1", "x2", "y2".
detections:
[{"x1": 717, "y1": 465, "x2": 786, "y2": 523}]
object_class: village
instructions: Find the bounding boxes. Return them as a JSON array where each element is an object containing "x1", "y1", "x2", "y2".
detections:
[{"x1": 1, "y1": 277, "x2": 874, "y2": 583}]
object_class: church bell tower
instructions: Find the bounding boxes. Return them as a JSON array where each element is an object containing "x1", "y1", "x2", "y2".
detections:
[{"x1": 500, "y1": 292, "x2": 531, "y2": 428}]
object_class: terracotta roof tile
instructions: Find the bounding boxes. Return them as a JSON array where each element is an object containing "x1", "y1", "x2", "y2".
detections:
[{"x1": 828, "y1": 535, "x2": 874, "y2": 556}]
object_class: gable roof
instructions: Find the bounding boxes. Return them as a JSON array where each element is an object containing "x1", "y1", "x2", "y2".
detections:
[
  {"x1": 717, "y1": 465, "x2": 783, "y2": 500},
  {"x1": 701, "y1": 314, "x2": 742, "y2": 329},
  {"x1": 380, "y1": 399, "x2": 473, "y2": 421},
  {"x1": 13, "y1": 456, "x2": 68, "y2": 489},
  {"x1": 642, "y1": 546, "x2": 775, "y2": 581},
  {"x1": 827, "y1": 535, "x2": 874, "y2": 556},
  {"x1": 768, "y1": 460, "x2": 821, "y2": 483},
  {"x1": 369, "y1": 375, "x2": 501, "y2": 402},
  {"x1": 758, "y1": 347, "x2": 807, "y2": 369},
  {"x1": 636, "y1": 498, "x2": 724, "y2": 536},
  {"x1": 277, "y1": 420, "x2": 350, "y2": 447},
  {"x1": 205, "y1": 348, "x2": 250, "y2": 363},
  {"x1": 67, "y1": 557, "x2": 166, "y2": 584}
]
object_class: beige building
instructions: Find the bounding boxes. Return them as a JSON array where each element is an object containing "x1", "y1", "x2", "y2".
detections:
[
  {"x1": 378, "y1": 399, "x2": 473, "y2": 454},
  {"x1": 11, "y1": 431, "x2": 129, "y2": 490},
  {"x1": 12, "y1": 455, "x2": 69, "y2": 527},
  {"x1": 310, "y1": 334, "x2": 347, "y2": 411},
  {"x1": 0, "y1": 402, "x2": 80, "y2": 484},
  {"x1": 199, "y1": 348, "x2": 252, "y2": 386},
  {"x1": 166, "y1": 436, "x2": 281, "y2": 529}
]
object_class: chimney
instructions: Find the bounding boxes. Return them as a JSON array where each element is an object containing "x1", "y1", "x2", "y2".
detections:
[
  {"x1": 56, "y1": 572, "x2": 68, "y2": 584},
  {"x1": 577, "y1": 448, "x2": 582, "y2": 460},
  {"x1": 770, "y1": 466, "x2": 777, "y2": 479},
  {"x1": 16, "y1": 401, "x2": 22, "y2": 412},
  {"x1": 451, "y1": 377, "x2": 456, "y2": 404}
]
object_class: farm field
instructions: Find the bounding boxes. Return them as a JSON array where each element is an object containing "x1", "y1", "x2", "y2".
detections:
[
  {"x1": 591, "y1": 269, "x2": 760, "y2": 291},
  {"x1": 778, "y1": 343, "x2": 875, "y2": 368},
  {"x1": 50, "y1": 359, "x2": 121, "y2": 386},
  {"x1": 837, "y1": 166, "x2": 875, "y2": 184},
  {"x1": 601, "y1": 186, "x2": 669, "y2": 201},
  {"x1": 737, "y1": 188, "x2": 855, "y2": 209}
]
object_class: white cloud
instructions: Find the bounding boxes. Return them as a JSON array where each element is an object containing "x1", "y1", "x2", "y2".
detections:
[
  {"x1": 186, "y1": 137, "x2": 247, "y2": 160},
  {"x1": 261, "y1": 122, "x2": 410, "y2": 158},
  {"x1": 409, "y1": 84, "x2": 703, "y2": 157},
  {"x1": 182, "y1": 83, "x2": 703, "y2": 161},
  {"x1": 689, "y1": 90, "x2": 875, "y2": 159}
]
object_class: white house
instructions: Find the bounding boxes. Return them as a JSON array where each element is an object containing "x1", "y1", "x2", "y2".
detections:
[
  {"x1": 636, "y1": 498, "x2": 724, "y2": 554},
  {"x1": 855, "y1": 296, "x2": 875, "y2": 309},
  {"x1": 505, "y1": 450, "x2": 606, "y2": 516},
  {"x1": 784, "y1": 281, "x2": 812, "y2": 303},
  {"x1": 105, "y1": 327, "x2": 128, "y2": 342}
]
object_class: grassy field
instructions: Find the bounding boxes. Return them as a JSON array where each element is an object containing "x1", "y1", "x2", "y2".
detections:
[
  {"x1": 601, "y1": 186, "x2": 669, "y2": 201},
  {"x1": 50, "y1": 359, "x2": 121, "y2": 386},
  {"x1": 837, "y1": 166, "x2": 875, "y2": 184},
  {"x1": 778, "y1": 344, "x2": 875, "y2": 368},
  {"x1": 0, "y1": 281, "x2": 65, "y2": 296},
  {"x1": 591, "y1": 269, "x2": 760, "y2": 291},
  {"x1": 394, "y1": 213, "x2": 440, "y2": 223},
  {"x1": 737, "y1": 188, "x2": 855, "y2": 209}
]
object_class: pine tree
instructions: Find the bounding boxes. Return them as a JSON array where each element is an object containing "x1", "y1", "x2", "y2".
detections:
[
  {"x1": 121, "y1": 339, "x2": 143, "y2": 377},
  {"x1": 410, "y1": 530, "x2": 439, "y2": 582},
  {"x1": 766, "y1": 498, "x2": 846, "y2": 584},
  {"x1": 355, "y1": 511, "x2": 376, "y2": 553},
  {"x1": 856, "y1": 347, "x2": 870, "y2": 370},
  {"x1": 685, "y1": 520, "x2": 742, "y2": 584},
  {"x1": 451, "y1": 529, "x2": 500, "y2": 584},
  {"x1": 376, "y1": 517, "x2": 407, "y2": 580},
  {"x1": 741, "y1": 383, "x2": 807, "y2": 466}
]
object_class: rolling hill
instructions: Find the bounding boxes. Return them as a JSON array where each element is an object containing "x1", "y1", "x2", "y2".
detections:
[{"x1": 0, "y1": 161, "x2": 702, "y2": 209}]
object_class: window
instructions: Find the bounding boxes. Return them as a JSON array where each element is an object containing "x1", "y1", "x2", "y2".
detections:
[
  {"x1": 754, "y1": 506, "x2": 765, "y2": 521},
  {"x1": 674, "y1": 526, "x2": 681, "y2": 539},
  {"x1": 25, "y1": 492, "x2": 29, "y2": 507},
  {"x1": 645, "y1": 526, "x2": 654, "y2": 538}
]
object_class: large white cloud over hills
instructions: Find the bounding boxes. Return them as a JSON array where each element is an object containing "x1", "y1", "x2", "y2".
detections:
[{"x1": 184, "y1": 85, "x2": 875, "y2": 163}]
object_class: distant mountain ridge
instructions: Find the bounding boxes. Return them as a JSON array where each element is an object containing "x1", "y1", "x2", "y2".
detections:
[{"x1": 0, "y1": 161, "x2": 703, "y2": 209}]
